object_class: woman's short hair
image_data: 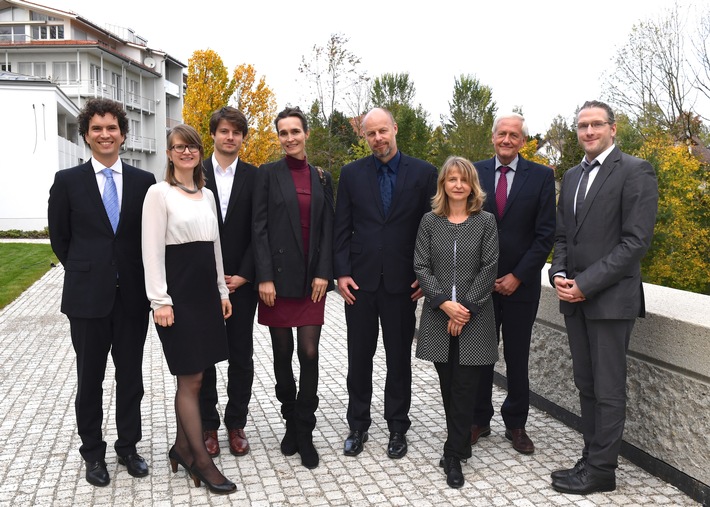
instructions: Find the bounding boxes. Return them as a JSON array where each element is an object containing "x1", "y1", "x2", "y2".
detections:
[
  {"x1": 431, "y1": 156, "x2": 486, "y2": 216},
  {"x1": 165, "y1": 124, "x2": 206, "y2": 189},
  {"x1": 274, "y1": 106, "x2": 308, "y2": 133}
]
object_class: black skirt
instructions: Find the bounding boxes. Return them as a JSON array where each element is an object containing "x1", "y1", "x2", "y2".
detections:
[{"x1": 155, "y1": 241, "x2": 229, "y2": 375}]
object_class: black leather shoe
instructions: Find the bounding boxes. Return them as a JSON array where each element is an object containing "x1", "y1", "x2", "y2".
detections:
[
  {"x1": 552, "y1": 467, "x2": 615, "y2": 495},
  {"x1": 343, "y1": 430, "x2": 368, "y2": 456},
  {"x1": 118, "y1": 453, "x2": 149, "y2": 478},
  {"x1": 85, "y1": 460, "x2": 110, "y2": 487},
  {"x1": 387, "y1": 432, "x2": 407, "y2": 459},
  {"x1": 442, "y1": 456, "x2": 464, "y2": 488},
  {"x1": 551, "y1": 457, "x2": 587, "y2": 481}
]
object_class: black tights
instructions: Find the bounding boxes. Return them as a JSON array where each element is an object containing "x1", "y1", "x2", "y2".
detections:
[
  {"x1": 270, "y1": 326, "x2": 320, "y2": 429},
  {"x1": 174, "y1": 372, "x2": 225, "y2": 484}
]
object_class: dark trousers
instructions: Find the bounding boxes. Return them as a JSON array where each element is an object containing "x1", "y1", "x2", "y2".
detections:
[
  {"x1": 473, "y1": 295, "x2": 538, "y2": 429},
  {"x1": 199, "y1": 284, "x2": 257, "y2": 430},
  {"x1": 434, "y1": 335, "x2": 482, "y2": 460},
  {"x1": 69, "y1": 288, "x2": 149, "y2": 462},
  {"x1": 345, "y1": 283, "x2": 416, "y2": 434},
  {"x1": 565, "y1": 306, "x2": 634, "y2": 478}
]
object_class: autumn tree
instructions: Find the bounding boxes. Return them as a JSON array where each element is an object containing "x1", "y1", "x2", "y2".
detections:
[
  {"x1": 183, "y1": 49, "x2": 235, "y2": 153},
  {"x1": 231, "y1": 64, "x2": 280, "y2": 165},
  {"x1": 638, "y1": 135, "x2": 710, "y2": 293},
  {"x1": 604, "y1": 4, "x2": 703, "y2": 142},
  {"x1": 442, "y1": 74, "x2": 497, "y2": 163}
]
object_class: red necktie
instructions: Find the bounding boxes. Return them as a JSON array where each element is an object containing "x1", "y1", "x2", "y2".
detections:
[{"x1": 496, "y1": 166, "x2": 510, "y2": 220}]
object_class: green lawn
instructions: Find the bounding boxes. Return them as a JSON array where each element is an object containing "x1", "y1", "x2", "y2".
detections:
[{"x1": 0, "y1": 243, "x2": 58, "y2": 309}]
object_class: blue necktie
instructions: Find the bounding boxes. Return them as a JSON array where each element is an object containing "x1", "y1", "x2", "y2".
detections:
[
  {"x1": 102, "y1": 168, "x2": 119, "y2": 233},
  {"x1": 380, "y1": 164, "x2": 393, "y2": 216}
]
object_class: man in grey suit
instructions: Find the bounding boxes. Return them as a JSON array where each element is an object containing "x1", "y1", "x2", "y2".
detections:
[{"x1": 549, "y1": 100, "x2": 658, "y2": 495}]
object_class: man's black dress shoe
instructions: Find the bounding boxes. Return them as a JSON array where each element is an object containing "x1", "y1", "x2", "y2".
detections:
[
  {"x1": 442, "y1": 456, "x2": 464, "y2": 488},
  {"x1": 343, "y1": 430, "x2": 368, "y2": 456},
  {"x1": 85, "y1": 460, "x2": 110, "y2": 487},
  {"x1": 552, "y1": 467, "x2": 615, "y2": 495},
  {"x1": 387, "y1": 432, "x2": 407, "y2": 459},
  {"x1": 551, "y1": 457, "x2": 587, "y2": 481},
  {"x1": 118, "y1": 453, "x2": 149, "y2": 478}
]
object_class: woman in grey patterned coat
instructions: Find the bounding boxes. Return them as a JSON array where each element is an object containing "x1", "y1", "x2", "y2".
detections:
[{"x1": 414, "y1": 156, "x2": 499, "y2": 488}]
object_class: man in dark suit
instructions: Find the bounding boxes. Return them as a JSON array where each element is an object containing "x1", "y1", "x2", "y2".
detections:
[
  {"x1": 472, "y1": 113, "x2": 556, "y2": 454},
  {"x1": 198, "y1": 107, "x2": 258, "y2": 457},
  {"x1": 549, "y1": 100, "x2": 658, "y2": 495},
  {"x1": 48, "y1": 98, "x2": 156, "y2": 487},
  {"x1": 334, "y1": 107, "x2": 438, "y2": 459}
]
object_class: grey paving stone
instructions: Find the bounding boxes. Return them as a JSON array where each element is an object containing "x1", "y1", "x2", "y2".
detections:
[{"x1": 0, "y1": 265, "x2": 700, "y2": 506}]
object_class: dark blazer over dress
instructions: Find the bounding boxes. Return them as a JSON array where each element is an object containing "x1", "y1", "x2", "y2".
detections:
[{"x1": 252, "y1": 158, "x2": 334, "y2": 300}]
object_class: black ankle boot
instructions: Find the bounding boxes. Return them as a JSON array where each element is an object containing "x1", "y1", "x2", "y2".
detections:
[
  {"x1": 281, "y1": 420, "x2": 298, "y2": 456},
  {"x1": 297, "y1": 431, "x2": 319, "y2": 469}
]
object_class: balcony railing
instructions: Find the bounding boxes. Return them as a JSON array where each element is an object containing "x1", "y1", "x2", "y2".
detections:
[
  {"x1": 125, "y1": 134, "x2": 156, "y2": 153},
  {"x1": 48, "y1": 78, "x2": 156, "y2": 114}
]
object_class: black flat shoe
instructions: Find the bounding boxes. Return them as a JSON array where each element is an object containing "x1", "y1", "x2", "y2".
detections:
[
  {"x1": 168, "y1": 446, "x2": 190, "y2": 474},
  {"x1": 343, "y1": 430, "x2": 368, "y2": 456},
  {"x1": 387, "y1": 432, "x2": 407, "y2": 459},
  {"x1": 191, "y1": 467, "x2": 237, "y2": 495},
  {"x1": 117, "y1": 453, "x2": 149, "y2": 478},
  {"x1": 85, "y1": 460, "x2": 110, "y2": 487},
  {"x1": 551, "y1": 457, "x2": 587, "y2": 481},
  {"x1": 442, "y1": 456, "x2": 464, "y2": 488},
  {"x1": 281, "y1": 421, "x2": 298, "y2": 456},
  {"x1": 552, "y1": 467, "x2": 615, "y2": 495}
]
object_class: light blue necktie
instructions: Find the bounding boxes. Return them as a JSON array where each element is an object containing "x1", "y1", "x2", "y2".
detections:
[{"x1": 102, "y1": 168, "x2": 119, "y2": 233}]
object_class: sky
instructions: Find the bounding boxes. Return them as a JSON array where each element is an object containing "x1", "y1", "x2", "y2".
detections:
[{"x1": 46, "y1": 0, "x2": 707, "y2": 136}]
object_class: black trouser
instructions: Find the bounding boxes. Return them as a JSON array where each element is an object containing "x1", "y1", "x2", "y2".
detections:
[
  {"x1": 199, "y1": 284, "x2": 257, "y2": 431},
  {"x1": 345, "y1": 283, "x2": 416, "y2": 434},
  {"x1": 434, "y1": 335, "x2": 483, "y2": 460},
  {"x1": 69, "y1": 288, "x2": 148, "y2": 462}
]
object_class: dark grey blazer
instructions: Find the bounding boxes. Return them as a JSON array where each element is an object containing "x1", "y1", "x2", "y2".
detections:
[
  {"x1": 252, "y1": 158, "x2": 334, "y2": 298},
  {"x1": 549, "y1": 146, "x2": 658, "y2": 319},
  {"x1": 414, "y1": 211, "x2": 499, "y2": 366}
]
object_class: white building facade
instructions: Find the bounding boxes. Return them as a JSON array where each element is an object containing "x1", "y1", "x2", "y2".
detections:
[{"x1": 0, "y1": 0, "x2": 186, "y2": 230}]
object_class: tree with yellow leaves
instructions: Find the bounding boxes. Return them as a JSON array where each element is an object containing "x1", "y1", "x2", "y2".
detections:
[
  {"x1": 183, "y1": 49, "x2": 235, "y2": 154},
  {"x1": 638, "y1": 135, "x2": 710, "y2": 294},
  {"x1": 231, "y1": 64, "x2": 280, "y2": 166}
]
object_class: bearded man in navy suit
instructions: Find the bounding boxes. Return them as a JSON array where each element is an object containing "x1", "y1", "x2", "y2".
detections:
[
  {"x1": 334, "y1": 108, "x2": 437, "y2": 459},
  {"x1": 471, "y1": 113, "x2": 556, "y2": 455},
  {"x1": 48, "y1": 98, "x2": 155, "y2": 487}
]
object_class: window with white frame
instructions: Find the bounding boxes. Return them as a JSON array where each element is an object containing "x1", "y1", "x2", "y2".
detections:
[
  {"x1": 52, "y1": 62, "x2": 78, "y2": 83},
  {"x1": 18, "y1": 62, "x2": 47, "y2": 78}
]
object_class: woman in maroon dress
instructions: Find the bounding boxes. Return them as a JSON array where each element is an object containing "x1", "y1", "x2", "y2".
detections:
[{"x1": 252, "y1": 107, "x2": 334, "y2": 469}]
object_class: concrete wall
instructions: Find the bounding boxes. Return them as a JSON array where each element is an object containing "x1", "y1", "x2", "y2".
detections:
[{"x1": 501, "y1": 265, "x2": 710, "y2": 491}]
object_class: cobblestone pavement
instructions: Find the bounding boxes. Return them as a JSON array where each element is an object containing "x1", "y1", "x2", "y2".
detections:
[{"x1": 0, "y1": 265, "x2": 699, "y2": 506}]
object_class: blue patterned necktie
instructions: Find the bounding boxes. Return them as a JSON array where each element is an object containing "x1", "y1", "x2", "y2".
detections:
[
  {"x1": 380, "y1": 164, "x2": 394, "y2": 216},
  {"x1": 102, "y1": 168, "x2": 119, "y2": 233}
]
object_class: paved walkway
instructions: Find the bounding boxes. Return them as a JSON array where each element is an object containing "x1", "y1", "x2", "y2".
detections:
[{"x1": 0, "y1": 265, "x2": 699, "y2": 506}]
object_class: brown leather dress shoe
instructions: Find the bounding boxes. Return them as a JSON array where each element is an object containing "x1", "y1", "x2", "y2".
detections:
[
  {"x1": 505, "y1": 428, "x2": 535, "y2": 454},
  {"x1": 203, "y1": 430, "x2": 220, "y2": 457},
  {"x1": 470, "y1": 424, "x2": 491, "y2": 445},
  {"x1": 228, "y1": 428, "x2": 250, "y2": 456}
]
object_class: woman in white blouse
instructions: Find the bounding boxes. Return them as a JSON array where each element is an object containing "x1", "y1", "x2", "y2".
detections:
[
  {"x1": 414, "y1": 156, "x2": 499, "y2": 489},
  {"x1": 142, "y1": 124, "x2": 235, "y2": 495}
]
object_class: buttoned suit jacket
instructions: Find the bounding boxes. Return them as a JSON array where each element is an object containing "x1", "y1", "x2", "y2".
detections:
[
  {"x1": 549, "y1": 146, "x2": 658, "y2": 319},
  {"x1": 333, "y1": 153, "x2": 438, "y2": 294},
  {"x1": 475, "y1": 155, "x2": 556, "y2": 302},
  {"x1": 203, "y1": 157, "x2": 258, "y2": 281},
  {"x1": 48, "y1": 160, "x2": 156, "y2": 318},
  {"x1": 252, "y1": 158, "x2": 334, "y2": 298}
]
